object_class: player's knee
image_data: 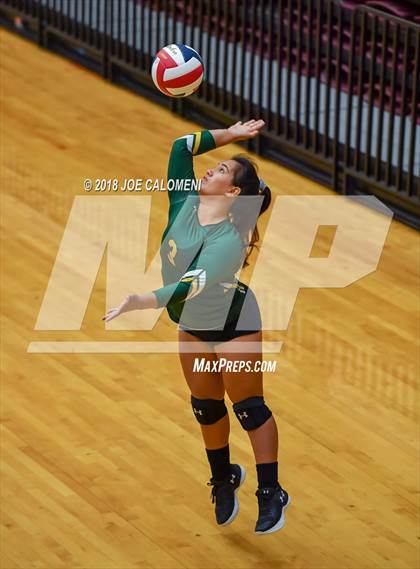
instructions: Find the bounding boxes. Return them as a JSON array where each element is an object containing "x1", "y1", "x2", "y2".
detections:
[
  {"x1": 233, "y1": 396, "x2": 272, "y2": 431},
  {"x1": 191, "y1": 395, "x2": 227, "y2": 425}
]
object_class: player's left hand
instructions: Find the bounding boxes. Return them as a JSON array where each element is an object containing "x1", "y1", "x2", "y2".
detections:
[{"x1": 102, "y1": 294, "x2": 143, "y2": 322}]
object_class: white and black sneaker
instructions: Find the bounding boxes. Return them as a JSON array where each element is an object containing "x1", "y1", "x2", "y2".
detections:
[
  {"x1": 207, "y1": 464, "x2": 246, "y2": 526},
  {"x1": 254, "y1": 485, "x2": 291, "y2": 534}
]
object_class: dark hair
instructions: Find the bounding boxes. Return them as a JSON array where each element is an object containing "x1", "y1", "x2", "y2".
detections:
[{"x1": 229, "y1": 154, "x2": 272, "y2": 267}]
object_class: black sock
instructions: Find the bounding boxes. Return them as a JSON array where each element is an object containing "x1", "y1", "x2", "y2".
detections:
[
  {"x1": 206, "y1": 445, "x2": 231, "y2": 480},
  {"x1": 256, "y1": 462, "x2": 279, "y2": 489}
]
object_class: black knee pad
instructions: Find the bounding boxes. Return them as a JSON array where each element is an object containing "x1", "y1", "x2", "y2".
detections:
[
  {"x1": 233, "y1": 396, "x2": 272, "y2": 431},
  {"x1": 191, "y1": 395, "x2": 228, "y2": 425}
]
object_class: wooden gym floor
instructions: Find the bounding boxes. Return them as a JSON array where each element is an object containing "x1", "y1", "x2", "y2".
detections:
[{"x1": 1, "y1": 29, "x2": 419, "y2": 569}]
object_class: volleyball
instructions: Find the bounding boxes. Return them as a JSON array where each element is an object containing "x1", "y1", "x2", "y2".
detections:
[{"x1": 151, "y1": 43, "x2": 204, "y2": 98}]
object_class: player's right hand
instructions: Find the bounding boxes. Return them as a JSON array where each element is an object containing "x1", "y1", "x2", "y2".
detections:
[{"x1": 227, "y1": 119, "x2": 265, "y2": 141}]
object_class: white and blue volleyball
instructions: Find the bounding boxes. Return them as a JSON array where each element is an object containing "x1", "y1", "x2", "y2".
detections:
[{"x1": 151, "y1": 44, "x2": 204, "y2": 98}]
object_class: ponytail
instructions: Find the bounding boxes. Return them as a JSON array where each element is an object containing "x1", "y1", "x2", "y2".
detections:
[
  {"x1": 243, "y1": 184, "x2": 271, "y2": 266},
  {"x1": 229, "y1": 155, "x2": 272, "y2": 267}
]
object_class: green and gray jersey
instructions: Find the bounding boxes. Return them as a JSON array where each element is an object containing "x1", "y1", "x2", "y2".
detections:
[{"x1": 152, "y1": 130, "x2": 246, "y2": 330}]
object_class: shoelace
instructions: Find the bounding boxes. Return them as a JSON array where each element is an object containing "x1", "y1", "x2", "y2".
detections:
[{"x1": 207, "y1": 478, "x2": 234, "y2": 504}]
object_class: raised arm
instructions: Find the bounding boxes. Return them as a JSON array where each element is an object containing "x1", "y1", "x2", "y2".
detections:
[
  {"x1": 167, "y1": 119, "x2": 265, "y2": 206},
  {"x1": 167, "y1": 130, "x2": 215, "y2": 203}
]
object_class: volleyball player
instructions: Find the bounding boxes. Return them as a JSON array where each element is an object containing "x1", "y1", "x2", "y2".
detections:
[{"x1": 103, "y1": 120, "x2": 291, "y2": 534}]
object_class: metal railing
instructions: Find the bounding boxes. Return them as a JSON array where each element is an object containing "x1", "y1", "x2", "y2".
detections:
[{"x1": 1, "y1": 0, "x2": 419, "y2": 226}]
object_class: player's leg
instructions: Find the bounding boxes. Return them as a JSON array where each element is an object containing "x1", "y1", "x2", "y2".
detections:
[
  {"x1": 178, "y1": 328, "x2": 246, "y2": 525},
  {"x1": 215, "y1": 330, "x2": 290, "y2": 534},
  {"x1": 178, "y1": 328, "x2": 229, "y2": 454}
]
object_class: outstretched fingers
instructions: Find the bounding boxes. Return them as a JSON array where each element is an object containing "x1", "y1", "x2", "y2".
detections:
[
  {"x1": 102, "y1": 308, "x2": 121, "y2": 322},
  {"x1": 246, "y1": 120, "x2": 265, "y2": 137},
  {"x1": 244, "y1": 119, "x2": 265, "y2": 128}
]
